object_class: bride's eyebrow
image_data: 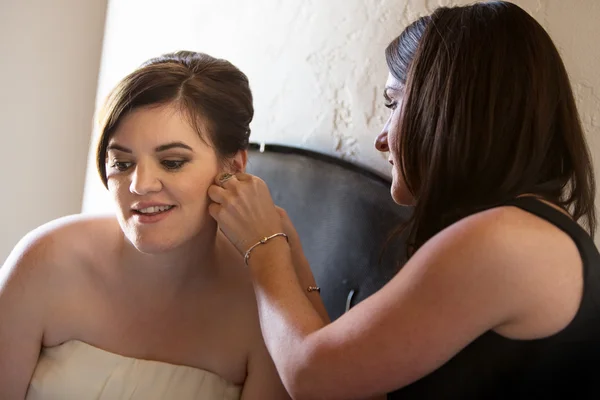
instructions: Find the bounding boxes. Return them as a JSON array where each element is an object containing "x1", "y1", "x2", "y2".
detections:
[
  {"x1": 106, "y1": 143, "x2": 131, "y2": 153},
  {"x1": 106, "y1": 142, "x2": 194, "y2": 154},
  {"x1": 154, "y1": 142, "x2": 194, "y2": 152}
]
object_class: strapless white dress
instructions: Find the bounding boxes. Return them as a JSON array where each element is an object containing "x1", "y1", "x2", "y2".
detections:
[{"x1": 25, "y1": 340, "x2": 242, "y2": 400}]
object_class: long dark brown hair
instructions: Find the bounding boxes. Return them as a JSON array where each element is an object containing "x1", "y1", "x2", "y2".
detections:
[{"x1": 386, "y1": 1, "x2": 596, "y2": 255}]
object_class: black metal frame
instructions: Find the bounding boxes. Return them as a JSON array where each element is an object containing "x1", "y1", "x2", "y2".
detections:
[{"x1": 248, "y1": 142, "x2": 391, "y2": 188}]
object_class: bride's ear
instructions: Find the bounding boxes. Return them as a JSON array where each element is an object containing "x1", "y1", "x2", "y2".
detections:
[{"x1": 230, "y1": 149, "x2": 247, "y2": 173}]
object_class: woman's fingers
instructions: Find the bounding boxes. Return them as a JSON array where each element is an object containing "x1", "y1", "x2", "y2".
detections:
[
  {"x1": 207, "y1": 184, "x2": 229, "y2": 204},
  {"x1": 234, "y1": 172, "x2": 253, "y2": 182},
  {"x1": 207, "y1": 202, "x2": 222, "y2": 221}
]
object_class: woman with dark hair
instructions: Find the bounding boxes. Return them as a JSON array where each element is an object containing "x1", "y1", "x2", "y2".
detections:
[
  {"x1": 209, "y1": 2, "x2": 600, "y2": 398},
  {"x1": 0, "y1": 51, "x2": 321, "y2": 399}
]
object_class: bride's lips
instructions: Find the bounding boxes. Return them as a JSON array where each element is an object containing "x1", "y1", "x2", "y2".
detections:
[{"x1": 130, "y1": 202, "x2": 176, "y2": 224}]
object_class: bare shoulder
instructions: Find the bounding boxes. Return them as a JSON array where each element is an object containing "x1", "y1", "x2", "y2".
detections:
[
  {"x1": 0, "y1": 215, "x2": 122, "y2": 396},
  {"x1": 1, "y1": 214, "x2": 123, "y2": 343},
  {"x1": 439, "y1": 204, "x2": 579, "y2": 263},
  {"x1": 423, "y1": 204, "x2": 582, "y2": 336},
  {"x1": 401, "y1": 202, "x2": 583, "y2": 330},
  {"x1": 1, "y1": 213, "x2": 122, "y2": 305},
  {"x1": 3, "y1": 213, "x2": 121, "y2": 275}
]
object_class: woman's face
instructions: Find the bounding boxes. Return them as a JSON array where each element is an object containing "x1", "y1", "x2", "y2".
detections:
[
  {"x1": 105, "y1": 103, "x2": 245, "y2": 254},
  {"x1": 375, "y1": 73, "x2": 414, "y2": 205}
]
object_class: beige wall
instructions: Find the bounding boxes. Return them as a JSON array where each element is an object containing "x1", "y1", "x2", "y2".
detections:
[{"x1": 0, "y1": 0, "x2": 107, "y2": 262}]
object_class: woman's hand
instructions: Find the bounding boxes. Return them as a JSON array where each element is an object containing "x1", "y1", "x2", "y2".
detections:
[{"x1": 208, "y1": 172, "x2": 285, "y2": 255}]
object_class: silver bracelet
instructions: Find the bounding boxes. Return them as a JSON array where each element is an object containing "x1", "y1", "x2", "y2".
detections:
[
  {"x1": 307, "y1": 286, "x2": 321, "y2": 293},
  {"x1": 244, "y1": 233, "x2": 289, "y2": 266}
]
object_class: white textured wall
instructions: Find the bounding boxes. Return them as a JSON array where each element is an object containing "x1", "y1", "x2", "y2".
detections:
[
  {"x1": 82, "y1": 0, "x2": 600, "y2": 235},
  {"x1": 0, "y1": 0, "x2": 107, "y2": 263}
]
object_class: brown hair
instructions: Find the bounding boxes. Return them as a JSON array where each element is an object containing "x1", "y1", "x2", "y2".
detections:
[
  {"x1": 386, "y1": 1, "x2": 596, "y2": 254},
  {"x1": 96, "y1": 51, "x2": 253, "y2": 187}
]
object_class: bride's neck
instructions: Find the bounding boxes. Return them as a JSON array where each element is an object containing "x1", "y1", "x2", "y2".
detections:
[{"x1": 119, "y1": 224, "x2": 222, "y2": 289}]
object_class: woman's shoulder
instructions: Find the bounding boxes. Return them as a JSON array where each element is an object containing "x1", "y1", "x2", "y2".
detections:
[
  {"x1": 2, "y1": 213, "x2": 121, "y2": 280},
  {"x1": 416, "y1": 203, "x2": 581, "y2": 300},
  {"x1": 448, "y1": 202, "x2": 576, "y2": 251},
  {"x1": 403, "y1": 202, "x2": 583, "y2": 339},
  {"x1": 0, "y1": 214, "x2": 123, "y2": 347}
]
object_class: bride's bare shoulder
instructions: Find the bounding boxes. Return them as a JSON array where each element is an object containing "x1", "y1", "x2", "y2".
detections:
[{"x1": 3, "y1": 213, "x2": 122, "y2": 274}]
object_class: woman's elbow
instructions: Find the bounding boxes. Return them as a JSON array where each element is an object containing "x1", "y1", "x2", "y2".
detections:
[{"x1": 280, "y1": 344, "x2": 327, "y2": 400}]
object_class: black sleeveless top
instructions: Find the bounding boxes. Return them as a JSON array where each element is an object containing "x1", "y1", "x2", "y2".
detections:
[{"x1": 388, "y1": 197, "x2": 600, "y2": 399}]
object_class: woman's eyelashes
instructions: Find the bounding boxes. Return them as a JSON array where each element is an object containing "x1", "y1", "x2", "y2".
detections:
[
  {"x1": 110, "y1": 160, "x2": 133, "y2": 172},
  {"x1": 108, "y1": 158, "x2": 189, "y2": 172},
  {"x1": 161, "y1": 159, "x2": 188, "y2": 170},
  {"x1": 383, "y1": 92, "x2": 398, "y2": 110},
  {"x1": 385, "y1": 101, "x2": 398, "y2": 110}
]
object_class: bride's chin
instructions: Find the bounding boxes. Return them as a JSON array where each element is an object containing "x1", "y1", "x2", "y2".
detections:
[
  {"x1": 131, "y1": 240, "x2": 176, "y2": 255},
  {"x1": 124, "y1": 232, "x2": 181, "y2": 255}
]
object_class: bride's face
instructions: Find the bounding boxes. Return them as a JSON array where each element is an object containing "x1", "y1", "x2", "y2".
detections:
[{"x1": 105, "y1": 103, "x2": 224, "y2": 254}]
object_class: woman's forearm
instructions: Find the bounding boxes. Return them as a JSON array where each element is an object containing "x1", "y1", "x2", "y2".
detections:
[{"x1": 247, "y1": 241, "x2": 327, "y2": 396}]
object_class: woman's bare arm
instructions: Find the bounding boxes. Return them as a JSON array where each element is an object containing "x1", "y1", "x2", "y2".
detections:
[
  {"x1": 0, "y1": 231, "x2": 53, "y2": 399},
  {"x1": 276, "y1": 207, "x2": 330, "y2": 323}
]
